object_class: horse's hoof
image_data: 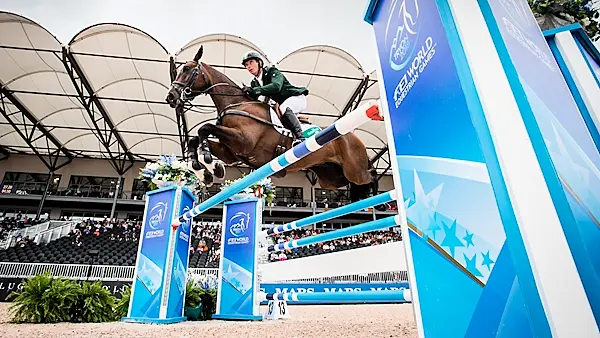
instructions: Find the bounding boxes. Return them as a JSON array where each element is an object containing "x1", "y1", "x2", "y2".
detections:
[
  {"x1": 191, "y1": 160, "x2": 203, "y2": 171},
  {"x1": 203, "y1": 170, "x2": 214, "y2": 186},
  {"x1": 203, "y1": 152, "x2": 213, "y2": 164},
  {"x1": 214, "y1": 161, "x2": 226, "y2": 180}
]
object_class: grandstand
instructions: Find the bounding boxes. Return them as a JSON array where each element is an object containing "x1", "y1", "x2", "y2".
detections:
[{"x1": 0, "y1": 12, "x2": 398, "y2": 268}]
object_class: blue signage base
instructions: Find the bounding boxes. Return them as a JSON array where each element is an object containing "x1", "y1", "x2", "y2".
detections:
[
  {"x1": 213, "y1": 196, "x2": 263, "y2": 321},
  {"x1": 124, "y1": 185, "x2": 196, "y2": 324},
  {"x1": 121, "y1": 316, "x2": 187, "y2": 324},
  {"x1": 212, "y1": 314, "x2": 263, "y2": 321}
]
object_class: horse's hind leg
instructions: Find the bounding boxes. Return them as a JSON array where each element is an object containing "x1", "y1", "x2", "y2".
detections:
[
  {"x1": 336, "y1": 134, "x2": 377, "y2": 201},
  {"x1": 338, "y1": 136, "x2": 372, "y2": 186}
]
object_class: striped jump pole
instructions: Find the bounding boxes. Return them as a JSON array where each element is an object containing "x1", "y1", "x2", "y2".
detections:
[
  {"x1": 265, "y1": 190, "x2": 397, "y2": 236},
  {"x1": 266, "y1": 214, "x2": 401, "y2": 253},
  {"x1": 171, "y1": 100, "x2": 382, "y2": 226},
  {"x1": 261, "y1": 289, "x2": 411, "y2": 303}
]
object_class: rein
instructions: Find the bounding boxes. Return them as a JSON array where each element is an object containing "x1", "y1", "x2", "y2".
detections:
[{"x1": 173, "y1": 62, "x2": 278, "y2": 127}]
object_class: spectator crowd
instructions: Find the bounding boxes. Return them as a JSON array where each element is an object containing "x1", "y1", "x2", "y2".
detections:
[
  {"x1": 0, "y1": 214, "x2": 402, "y2": 268},
  {"x1": 0, "y1": 211, "x2": 46, "y2": 246}
]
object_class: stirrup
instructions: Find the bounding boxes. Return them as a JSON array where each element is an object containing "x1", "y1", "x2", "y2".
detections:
[{"x1": 292, "y1": 138, "x2": 305, "y2": 147}]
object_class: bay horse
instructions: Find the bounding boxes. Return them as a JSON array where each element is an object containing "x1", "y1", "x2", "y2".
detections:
[{"x1": 165, "y1": 46, "x2": 379, "y2": 202}]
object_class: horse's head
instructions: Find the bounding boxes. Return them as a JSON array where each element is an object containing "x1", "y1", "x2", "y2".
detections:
[{"x1": 166, "y1": 45, "x2": 211, "y2": 108}]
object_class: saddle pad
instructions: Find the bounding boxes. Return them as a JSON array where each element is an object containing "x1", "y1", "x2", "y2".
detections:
[{"x1": 270, "y1": 107, "x2": 322, "y2": 138}]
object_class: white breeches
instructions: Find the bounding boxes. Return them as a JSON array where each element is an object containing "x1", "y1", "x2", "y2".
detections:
[{"x1": 279, "y1": 95, "x2": 307, "y2": 116}]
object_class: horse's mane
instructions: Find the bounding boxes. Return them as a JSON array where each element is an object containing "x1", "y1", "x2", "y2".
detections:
[{"x1": 202, "y1": 62, "x2": 242, "y2": 90}]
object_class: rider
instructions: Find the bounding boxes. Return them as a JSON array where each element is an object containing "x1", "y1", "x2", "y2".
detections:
[{"x1": 241, "y1": 51, "x2": 309, "y2": 146}]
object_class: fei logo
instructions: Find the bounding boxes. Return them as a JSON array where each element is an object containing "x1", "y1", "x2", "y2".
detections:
[
  {"x1": 149, "y1": 202, "x2": 168, "y2": 230},
  {"x1": 229, "y1": 211, "x2": 250, "y2": 237},
  {"x1": 499, "y1": 0, "x2": 534, "y2": 32},
  {"x1": 498, "y1": 0, "x2": 555, "y2": 71},
  {"x1": 385, "y1": 0, "x2": 420, "y2": 71},
  {"x1": 227, "y1": 211, "x2": 251, "y2": 245}
]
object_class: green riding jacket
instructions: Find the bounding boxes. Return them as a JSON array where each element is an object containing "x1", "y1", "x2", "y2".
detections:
[{"x1": 249, "y1": 66, "x2": 309, "y2": 104}]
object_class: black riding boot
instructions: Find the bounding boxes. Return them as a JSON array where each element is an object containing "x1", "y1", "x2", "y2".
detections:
[{"x1": 281, "y1": 107, "x2": 305, "y2": 146}]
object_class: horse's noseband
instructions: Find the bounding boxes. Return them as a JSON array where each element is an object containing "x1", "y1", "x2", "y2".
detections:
[{"x1": 172, "y1": 63, "x2": 204, "y2": 102}]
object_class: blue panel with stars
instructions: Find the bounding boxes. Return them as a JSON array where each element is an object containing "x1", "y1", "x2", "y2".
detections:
[
  {"x1": 367, "y1": 0, "x2": 556, "y2": 335},
  {"x1": 127, "y1": 187, "x2": 176, "y2": 320},
  {"x1": 213, "y1": 197, "x2": 263, "y2": 321},
  {"x1": 409, "y1": 230, "x2": 483, "y2": 337},
  {"x1": 482, "y1": 0, "x2": 600, "y2": 324},
  {"x1": 400, "y1": 164, "x2": 504, "y2": 285}
]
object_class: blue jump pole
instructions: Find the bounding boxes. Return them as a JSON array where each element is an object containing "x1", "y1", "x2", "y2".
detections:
[
  {"x1": 267, "y1": 215, "x2": 401, "y2": 252},
  {"x1": 261, "y1": 289, "x2": 411, "y2": 303},
  {"x1": 265, "y1": 190, "x2": 397, "y2": 235},
  {"x1": 171, "y1": 100, "x2": 382, "y2": 226}
]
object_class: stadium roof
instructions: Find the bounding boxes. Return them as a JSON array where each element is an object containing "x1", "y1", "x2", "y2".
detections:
[{"x1": 0, "y1": 11, "x2": 390, "y2": 175}]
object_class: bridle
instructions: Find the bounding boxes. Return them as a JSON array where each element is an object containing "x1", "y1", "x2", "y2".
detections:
[{"x1": 171, "y1": 61, "x2": 247, "y2": 104}]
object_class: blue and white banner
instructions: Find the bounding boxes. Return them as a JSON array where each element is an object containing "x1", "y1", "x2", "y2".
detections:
[
  {"x1": 366, "y1": 0, "x2": 553, "y2": 336},
  {"x1": 481, "y1": 0, "x2": 600, "y2": 324},
  {"x1": 165, "y1": 188, "x2": 195, "y2": 319},
  {"x1": 214, "y1": 197, "x2": 262, "y2": 320},
  {"x1": 128, "y1": 187, "x2": 176, "y2": 320},
  {"x1": 259, "y1": 283, "x2": 409, "y2": 304}
]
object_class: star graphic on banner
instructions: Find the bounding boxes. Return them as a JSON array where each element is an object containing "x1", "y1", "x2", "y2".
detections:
[
  {"x1": 426, "y1": 212, "x2": 443, "y2": 241},
  {"x1": 464, "y1": 253, "x2": 483, "y2": 277},
  {"x1": 223, "y1": 264, "x2": 239, "y2": 282},
  {"x1": 404, "y1": 196, "x2": 412, "y2": 210},
  {"x1": 463, "y1": 230, "x2": 475, "y2": 248},
  {"x1": 409, "y1": 170, "x2": 444, "y2": 237},
  {"x1": 481, "y1": 250, "x2": 495, "y2": 271},
  {"x1": 440, "y1": 219, "x2": 464, "y2": 258}
]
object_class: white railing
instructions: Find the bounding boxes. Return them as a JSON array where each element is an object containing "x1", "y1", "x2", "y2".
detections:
[
  {"x1": 3, "y1": 220, "x2": 71, "y2": 249},
  {"x1": 0, "y1": 262, "x2": 405, "y2": 283},
  {"x1": 0, "y1": 262, "x2": 90, "y2": 279},
  {"x1": 266, "y1": 270, "x2": 409, "y2": 284},
  {"x1": 34, "y1": 222, "x2": 75, "y2": 245}
]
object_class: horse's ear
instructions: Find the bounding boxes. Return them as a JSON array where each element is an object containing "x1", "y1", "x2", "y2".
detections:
[
  {"x1": 169, "y1": 58, "x2": 177, "y2": 82},
  {"x1": 193, "y1": 45, "x2": 203, "y2": 62}
]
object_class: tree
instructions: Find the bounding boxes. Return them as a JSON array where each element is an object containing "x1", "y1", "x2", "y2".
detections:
[{"x1": 528, "y1": 0, "x2": 600, "y2": 40}]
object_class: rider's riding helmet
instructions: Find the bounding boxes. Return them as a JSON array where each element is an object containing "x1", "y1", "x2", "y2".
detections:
[{"x1": 242, "y1": 50, "x2": 263, "y2": 67}]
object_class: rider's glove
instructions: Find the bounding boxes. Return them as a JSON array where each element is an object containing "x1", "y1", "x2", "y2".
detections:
[{"x1": 242, "y1": 86, "x2": 254, "y2": 96}]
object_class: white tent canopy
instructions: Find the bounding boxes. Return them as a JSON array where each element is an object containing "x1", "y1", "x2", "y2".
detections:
[{"x1": 0, "y1": 11, "x2": 390, "y2": 173}]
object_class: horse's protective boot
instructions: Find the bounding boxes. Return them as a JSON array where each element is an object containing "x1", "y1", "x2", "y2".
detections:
[{"x1": 281, "y1": 107, "x2": 305, "y2": 146}]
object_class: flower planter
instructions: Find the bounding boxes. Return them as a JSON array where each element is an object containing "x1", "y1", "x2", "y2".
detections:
[{"x1": 184, "y1": 303, "x2": 205, "y2": 321}]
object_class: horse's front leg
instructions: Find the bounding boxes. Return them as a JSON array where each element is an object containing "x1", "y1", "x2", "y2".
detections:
[
  {"x1": 193, "y1": 124, "x2": 251, "y2": 185},
  {"x1": 186, "y1": 124, "x2": 221, "y2": 185}
]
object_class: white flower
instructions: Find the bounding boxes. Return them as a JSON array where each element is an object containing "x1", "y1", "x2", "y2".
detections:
[
  {"x1": 145, "y1": 162, "x2": 160, "y2": 171},
  {"x1": 582, "y1": 18, "x2": 591, "y2": 27},
  {"x1": 172, "y1": 161, "x2": 187, "y2": 170}
]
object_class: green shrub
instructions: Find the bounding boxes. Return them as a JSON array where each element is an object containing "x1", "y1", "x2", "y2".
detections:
[
  {"x1": 185, "y1": 280, "x2": 202, "y2": 308},
  {"x1": 9, "y1": 273, "x2": 219, "y2": 323},
  {"x1": 114, "y1": 285, "x2": 131, "y2": 320},
  {"x1": 184, "y1": 280, "x2": 217, "y2": 320},
  {"x1": 76, "y1": 280, "x2": 116, "y2": 323},
  {"x1": 8, "y1": 272, "x2": 80, "y2": 323}
]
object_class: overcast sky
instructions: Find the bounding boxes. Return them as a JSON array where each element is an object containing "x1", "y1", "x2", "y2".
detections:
[
  {"x1": 2, "y1": 0, "x2": 599, "y2": 73},
  {"x1": 0, "y1": 0, "x2": 381, "y2": 71}
]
